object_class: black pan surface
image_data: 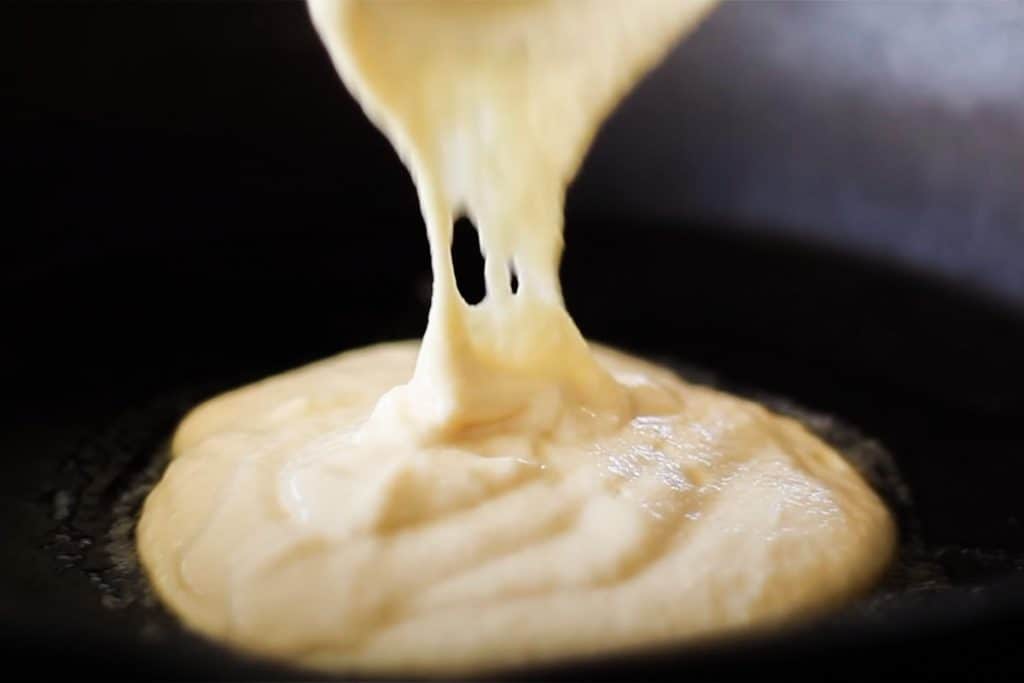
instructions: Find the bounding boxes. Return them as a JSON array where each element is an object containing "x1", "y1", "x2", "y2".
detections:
[
  {"x1": 2, "y1": 1, "x2": 1023, "y2": 679},
  {"x1": 3, "y1": 222, "x2": 1024, "y2": 680}
]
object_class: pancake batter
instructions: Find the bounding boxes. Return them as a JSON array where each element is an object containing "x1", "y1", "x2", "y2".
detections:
[{"x1": 138, "y1": 0, "x2": 895, "y2": 674}]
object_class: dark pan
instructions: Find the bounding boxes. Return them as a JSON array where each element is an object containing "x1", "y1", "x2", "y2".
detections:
[
  {"x1": 2, "y1": 0, "x2": 1023, "y2": 679},
  {"x1": 4, "y1": 223, "x2": 1024, "y2": 680}
]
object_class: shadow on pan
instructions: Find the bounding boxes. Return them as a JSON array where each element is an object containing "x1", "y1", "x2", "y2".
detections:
[{"x1": 1, "y1": 220, "x2": 1023, "y2": 680}]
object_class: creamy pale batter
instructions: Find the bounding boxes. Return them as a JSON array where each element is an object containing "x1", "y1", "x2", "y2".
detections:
[{"x1": 138, "y1": 0, "x2": 895, "y2": 675}]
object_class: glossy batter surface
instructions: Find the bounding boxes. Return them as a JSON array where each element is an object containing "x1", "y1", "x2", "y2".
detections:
[{"x1": 139, "y1": 342, "x2": 893, "y2": 674}]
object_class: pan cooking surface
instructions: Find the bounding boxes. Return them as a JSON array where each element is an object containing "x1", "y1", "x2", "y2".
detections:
[
  {"x1": 4, "y1": 223, "x2": 1023, "y2": 679},
  {"x1": 38, "y1": 356, "x2": 936, "y2": 677}
]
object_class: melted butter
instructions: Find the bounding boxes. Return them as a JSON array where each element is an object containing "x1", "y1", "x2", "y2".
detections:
[{"x1": 138, "y1": 0, "x2": 895, "y2": 675}]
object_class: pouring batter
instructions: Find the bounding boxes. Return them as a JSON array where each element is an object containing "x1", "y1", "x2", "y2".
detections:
[{"x1": 138, "y1": 0, "x2": 894, "y2": 674}]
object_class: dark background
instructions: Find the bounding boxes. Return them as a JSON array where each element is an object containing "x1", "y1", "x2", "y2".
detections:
[
  {"x1": 2, "y1": 1, "x2": 1024, "y2": 679},
  {"x1": 3, "y1": 0, "x2": 1023, "y2": 416},
  {"x1": 4, "y1": 1, "x2": 1023, "y2": 299}
]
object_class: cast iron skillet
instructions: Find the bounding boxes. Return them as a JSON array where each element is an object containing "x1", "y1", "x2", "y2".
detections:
[{"x1": 2, "y1": 1, "x2": 1023, "y2": 680}]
